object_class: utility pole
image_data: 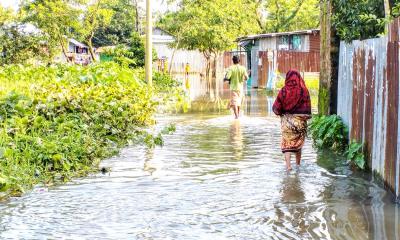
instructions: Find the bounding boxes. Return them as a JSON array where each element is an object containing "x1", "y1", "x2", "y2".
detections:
[{"x1": 145, "y1": 0, "x2": 152, "y2": 86}]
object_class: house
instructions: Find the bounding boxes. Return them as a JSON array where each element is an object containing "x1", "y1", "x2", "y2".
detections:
[
  {"x1": 152, "y1": 27, "x2": 209, "y2": 100},
  {"x1": 237, "y1": 29, "x2": 320, "y2": 89},
  {"x1": 62, "y1": 38, "x2": 94, "y2": 65}
]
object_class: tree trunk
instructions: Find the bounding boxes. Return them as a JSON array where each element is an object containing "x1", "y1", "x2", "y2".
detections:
[
  {"x1": 255, "y1": 0, "x2": 264, "y2": 31},
  {"x1": 384, "y1": 0, "x2": 391, "y2": 17},
  {"x1": 59, "y1": 37, "x2": 70, "y2": 63},
  {"x1": 87, "y1": 33, "x2": 97, "y2": 62},
  {"x1": 212, "y1": 52, "x2": 220, "y2": 99},
  {"x1": 203, "y1": 52, "x2": 212, "y2": 99},
  {"x1": 88, "y1": 42, "x2": 96, "y2": 62},
  {"x1": 318, "y1": 0, "x2": 331, "y2": 115},
  {"x1": 169, "y1": 35, "x2": 181, "y2": 73},
  {"x1": 133, "y1": 0, "x2": 140, "y2": 32}
]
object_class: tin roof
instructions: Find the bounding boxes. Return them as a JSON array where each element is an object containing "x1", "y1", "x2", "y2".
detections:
[
  {"x1": 69, "y1": 38, "x2": 89, "y2": 48},
  {"x1": 237, "y1": 29, "x2": 320, "y2": 42}
]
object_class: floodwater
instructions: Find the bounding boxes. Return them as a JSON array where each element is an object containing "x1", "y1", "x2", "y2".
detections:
[{"x1": 0, "y1": 92, "x2": 399, "y2": 240}]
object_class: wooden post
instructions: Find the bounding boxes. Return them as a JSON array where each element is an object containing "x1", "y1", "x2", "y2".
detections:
[
  {"x1": 145, "y1": 0, "x2": 152, "y2": 86},
  {"x1": 319, "y1": 0, "x2": 331, "y2": 115}
]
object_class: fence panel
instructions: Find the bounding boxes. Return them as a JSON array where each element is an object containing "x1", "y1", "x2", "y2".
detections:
[{"x1": 337, "y1": 18, "x2": 400, "y2": 199}]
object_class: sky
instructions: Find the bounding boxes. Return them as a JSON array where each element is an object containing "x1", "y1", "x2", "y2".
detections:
[{"x1": 1, "y1": 0, "x2": 19, "y2": 10}]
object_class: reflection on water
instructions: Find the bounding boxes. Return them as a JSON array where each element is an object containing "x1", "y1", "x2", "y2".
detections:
[
  {"x1": 280, "y1": 172, "x2": 305, "y2": 204},
  {"x1": 0, "y1": 95, "x2": 399, "y2": 239},
  {"x1": 244, "y1": 90, "x2": 275, "y2": 117},
  {"x1": 229, "y1": 120, "x2": 243, "y2": 160}
]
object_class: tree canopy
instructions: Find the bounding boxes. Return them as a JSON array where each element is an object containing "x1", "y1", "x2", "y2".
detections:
[
  {"x1": 92, "y1": 0, "x2": 139, "y2": 47},
  {"x1": 159, "y1": 0, "x2": 260, "y2": 55},
  {"x1": 332, "y1": 0, "x2": 386, "y2": 42},
  {"x1": 263, "y1": 0, "x2": 320, "y2": 33},
  {"x1": 23, "y1": 0, "x2": 82, "y2": 60},
  {"x1": 78, "y1": 0, "x2": 115, "y2": 59}
]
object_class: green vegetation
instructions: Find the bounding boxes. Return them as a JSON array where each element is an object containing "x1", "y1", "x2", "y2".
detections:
[
  {"x1": 275, "y1": 75, "x2": 319, "y2": 93},
  {"x1": 346, "y1": 141, "x2": 366, "y2": 170},
  {"x1": 159, "y1": 0, "x2": 260, "y2": 98},
  {"x1": 318, "y1": 87, "x2": 329, "y2": 116},
  {"x1": 331, "y1": 0, "x2": 400, "y2": 42},
  {"x1": 77, "y1": 0, "x2": 115, "y2": 60},
  {"x1": 23, "y1": 0, "x2": 82, "y2": 61},
  {"x1": 309, "y1": 115, "x2": 348, "y2": 152},
  {"x1": 92, "y1": 0, "x2": 140, "y2": 47},
  {"x1": 101, "y1": 33, "x2": 157, "y2": 68},
  {"x1": 263, "y1": 0, "x2": 319, "y2": 33},
  {"x1": 0, "y1": 62, "x2": 184, "y2": 198},
  {"x1": 1, "y1": 0, "x2": 141, "y2": 65},
  {"x1": 309, "y1": 115, "x2": 366, "y2": 170}
]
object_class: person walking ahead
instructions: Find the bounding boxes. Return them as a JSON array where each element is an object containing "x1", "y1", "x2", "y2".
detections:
[
  {"x1": 225, "y1": 55, "x2": 248, "y2": 119},
  {"x1": 272, "y1": 70, "x2": 311, "y2": 171}
]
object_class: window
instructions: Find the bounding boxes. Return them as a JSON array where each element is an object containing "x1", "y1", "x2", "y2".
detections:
[
  {"x1": 291, "y1": 35, "x2": 302, "y2": 50},
  {"x1": 278, "y1": 35, "x2": 302, "y2": 51}
]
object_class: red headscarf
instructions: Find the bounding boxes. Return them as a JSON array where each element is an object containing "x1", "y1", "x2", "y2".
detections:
[{"x1": 273, "y1": 70, "x2": 311, "y2": 115}]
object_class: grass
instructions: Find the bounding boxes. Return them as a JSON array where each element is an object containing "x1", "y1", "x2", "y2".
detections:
[{"x1": 275, "y1": 75, "x2": 320, "y2": 94}]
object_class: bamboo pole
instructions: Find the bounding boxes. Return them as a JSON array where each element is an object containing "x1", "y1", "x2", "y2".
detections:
[{"x1": 145, "y1": 0, "x2": 152, "y2": 86}]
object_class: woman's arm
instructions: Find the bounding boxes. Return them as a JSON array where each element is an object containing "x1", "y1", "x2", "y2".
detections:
[{"x1": 272, "y1": 90, "x2": 284, "y2": 116}]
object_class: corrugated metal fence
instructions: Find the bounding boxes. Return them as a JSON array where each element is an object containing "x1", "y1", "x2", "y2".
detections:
[
  {"x1": 255, "y1": 50, "x2": 320, "y2": 89},
  {"x1": 337, "y1": 18, "x2": 400, "y2": 199}
]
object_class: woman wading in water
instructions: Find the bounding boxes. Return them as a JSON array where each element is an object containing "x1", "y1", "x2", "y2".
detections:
[{"x1": 273, "y1": 70, "x2": 311, "y2": 171}]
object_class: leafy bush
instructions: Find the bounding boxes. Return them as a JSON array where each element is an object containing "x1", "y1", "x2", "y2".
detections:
[
  {"x1": 0, "y1": 24, "x2": 47, "y2": 65},
  {"x1": 101, "y1": 32, "x2": 157, "y2": 68},
  {"x1": 309, "y1": 114, "x2": 367, "y2": 170},
  {"x1": 346, "y1": 141, "x2": 366, "y2": 170},
  {"x1": 308, "y1": 115, "x2": 348, "y2": 152},
  {"x1": 332, "y1": 0, "x2": 386, "y2": 42},
  {"x1": 0, "y1": 62, "x2": 182, "y2": 197},
  {"x1": 153, "y1": 72, "x2": 189, "y2": 113}
]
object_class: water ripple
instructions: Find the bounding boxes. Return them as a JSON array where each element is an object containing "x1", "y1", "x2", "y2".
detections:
[{"x1": 0, "y1": 114, "x2": 399, "y2": 239}]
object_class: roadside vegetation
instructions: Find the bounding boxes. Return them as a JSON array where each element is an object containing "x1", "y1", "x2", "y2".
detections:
[
  {"x1": 309, "y1": 115, "x2": 366, "y2": 170},
  {"x1": 0, "y1": 63, "x2": 186, "y2": 198}
]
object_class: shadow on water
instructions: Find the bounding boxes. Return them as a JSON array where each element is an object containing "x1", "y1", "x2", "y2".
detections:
[{"x1": 0, "y1": 90, "x2": 399, "y2": 239}]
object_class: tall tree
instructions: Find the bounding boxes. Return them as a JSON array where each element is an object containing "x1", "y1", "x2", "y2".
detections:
[
  {"x1": 79, "y1": 0, "x2": 115, "y2": 61},
  {"x1": 0, "y1": 6, "x2": 39, "y2": 65},
  {"x1": 159, "y1": 0, "x2": 260, "y2": 99},
  {"x1": 92, "y1": 0, "x2": 137, "y2": 47},
  {"x1": 0, "y1": 5, "x2": 13, "y2": 26},
  {"x1": 331, "y1": 0, "x2": 385, "y2": 42},
  {"x1": 264, "y1": 0, "x2": 319, "y2": 32},
  {"x1": 319, "y1": 0, "x2": 332, "y2": 115},
  {"x1": 23, "y1": 0, "x2": 81, "y2": 61}
]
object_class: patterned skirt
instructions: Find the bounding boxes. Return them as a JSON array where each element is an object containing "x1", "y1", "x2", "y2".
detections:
[{"x1": 280, "y1": 114, "x2": 310, "y2": 153}]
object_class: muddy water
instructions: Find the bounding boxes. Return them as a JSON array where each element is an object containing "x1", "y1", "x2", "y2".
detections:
[{"x1": 0, "y1": 94, "x2": 399, "y2": 239}]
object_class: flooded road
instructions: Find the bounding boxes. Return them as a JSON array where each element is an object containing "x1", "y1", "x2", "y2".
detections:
[{"x1": 0, "y1": 94, "x2": 399, "y2": 239}]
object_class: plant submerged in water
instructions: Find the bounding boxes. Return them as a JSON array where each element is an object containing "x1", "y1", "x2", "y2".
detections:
[
  {"x1": 308, "y1": 114, "x2": 348, "y2": 152},
  {"x1": 309, "y1": 114, "x2": 366, "y2": 170},
  {"x1": 345, "y1": 141, "x2": 366, "y2": 170},
  {"x1": 0, "y1": 62, "x2": 184, "y2": 197}
]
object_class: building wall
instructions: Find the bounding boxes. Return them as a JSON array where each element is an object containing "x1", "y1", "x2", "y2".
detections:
[
  {"x1": 309, "y1": 33, "x2": 320, "y2": 52},
  {"x1": 251, "y1": 44, "x2": 260, "y2": 88},
  {"x1": 259, "y1": 38, "x2": 277, "y2": 51},
  {"x1": 337, "y1": 18, "x2": 400, "y2": 199},
  {"x1": 248, "y1": 33, "x2": 320, "y2": 88}
]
